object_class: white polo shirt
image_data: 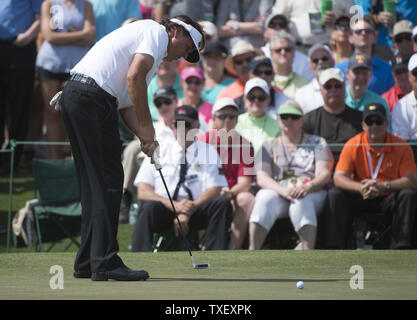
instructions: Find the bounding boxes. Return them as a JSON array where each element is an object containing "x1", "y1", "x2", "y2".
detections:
[
  {"x1": 71, "y1": 19, "x2": 168, "y2": 109},
  {"x1": 294, "y1": 78, "x2": 324, "y2": 114},
  {"x1": 392, "y1": 91, "x2": 417, "y2": 140},
  {"x1": 134, "y1": 139, "x2": 228, "y2": 201}
]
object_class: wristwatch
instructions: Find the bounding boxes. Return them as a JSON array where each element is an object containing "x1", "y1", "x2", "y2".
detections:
[{"x1": 383, "y1": 181, "x2": 391, "y2": 191}]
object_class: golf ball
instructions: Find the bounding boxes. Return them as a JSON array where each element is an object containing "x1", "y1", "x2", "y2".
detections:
[{"x1": 296, "y1": 281, "x2": 304, "y2": 289}]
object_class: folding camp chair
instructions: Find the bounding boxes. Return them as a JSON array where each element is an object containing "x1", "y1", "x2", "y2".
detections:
[{"x1": 32, "y1": 158, "x2": 82, "y2": 252}]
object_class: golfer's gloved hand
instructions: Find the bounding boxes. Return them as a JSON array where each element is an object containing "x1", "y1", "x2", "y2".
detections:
[{"x1": 49, "y1": 91, "x2": 63, "y2": 111}]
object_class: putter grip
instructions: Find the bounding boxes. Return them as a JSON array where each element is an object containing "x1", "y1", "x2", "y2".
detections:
[{"x1": 152, "y1": 152, "x2": 162, "y2": 170}]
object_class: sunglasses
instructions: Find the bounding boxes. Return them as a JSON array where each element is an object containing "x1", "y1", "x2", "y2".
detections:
[
  {"x1": 155, "y1": 98, "x2": 173, "y2": 108},
  {"x1": 394, "y1": 33, "x2": 412, "y2": 43},
  {"x1": 185, "y1": 78, "x2": 202, "y2": 86},
  {"x1": 334, "y1": 24, "x2": 350, "y2": 31},
  {"x1": 268, "y1": 22, "x2": 287, "y2": 29},
  {"x1": 234, "y1": 56, "x2": 252, "y2": 65},
  {"x1": 247, "y1": 93, "x2": 268, "y2": 102},
  {"x1": 253, "y1": 69, "x2": 274, "y2": 76},
  {"x1": 216, "y1": 113, "x2": 238, "y2": 120},
  {"x1": 173, "y1": 120, "x2": 191, "y2": 129},
  {"x1": 280, "y1": 114, "x2": 302, "y2": 121},
  {"x1": 273, "y1": 47, "x2": 293, "y2": 54},
  {"x1": 364, "y1": 117, "x2": 384, "y2": 126},
  {"x1": 323, "y1": 83, "x2": 343, "y2": 90},
  {"x1": 311, "y1": 56, "x2": 330, "y2": 64},
  {"x1": 353, "y1": 28, "x2": 374, "y2": 35}
]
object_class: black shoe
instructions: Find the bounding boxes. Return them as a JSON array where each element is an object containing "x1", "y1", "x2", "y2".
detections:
[
  {"x1": 91, "y1": 266, "x2": 149, "y2": 281},
  {"x1": 73, "y1": 270, "x2": 91, "y2": 279}
]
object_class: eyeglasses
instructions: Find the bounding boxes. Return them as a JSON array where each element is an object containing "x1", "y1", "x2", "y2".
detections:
[
  {"x1": 311, "y1": 56, "x2": 330, "y2": 64},
  {"x1": 185, "y1": 78, "x2": 203, "y2": 86},
  {"x1": 253, "y1": 69, "x2": 274, "y2": 76},
  {"x1": 334, "y1": 24, "x2": 350, "y2": 31},
  {"x1": 280, "y1": 114, "x2": 302, "y2": 120},
  {"x1": 268, "y1": 22, "x2": 287, "y2": 29},
  {"x1": 323, "y1": 83, "x2": 343, "y2": 90},
  {"x1": 273, "y1": 47, "x2": 293, "y2": 54},
  {"x1": 364, "y1": 117, "x2": 384, "y2": 126},
  {"x1": 353, "y1": 28, "x2": 374, "y2": 35},
  {"x1": 155, "y1": 98, "x2": 173, "y2": 108},
  {"x1": 247, "y1": 93, "x2": 268, "y2": 102},
  {"x1": 394, "y1": 33, "x2": 412, "y2": 43},
  {"x1": 216, "y1": 113, "x2": 238, "y2": 120},
  {"x1": 173, "y1": 120, "x2": 191, "y2": 129},
  {"x1": 234, "y1": 56, "x2": 252, "y2": 65}
]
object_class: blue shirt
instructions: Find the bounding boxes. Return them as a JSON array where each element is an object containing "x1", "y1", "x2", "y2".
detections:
[
  {"x1": 0, "y1": 0, "x2": 43, "y2": 41},
  {"x1": 88, "y1": 0, "x2": 141, "y2": 43},
  {"x1": 336, "y1": 55, "x2": 394, "y2": 95}
]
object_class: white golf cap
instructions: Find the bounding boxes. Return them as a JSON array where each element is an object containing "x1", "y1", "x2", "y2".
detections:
[
  {"x1": 170, "y1": 18, "x2": 203, "y2": 63},
  {"x1": 408, "y1": 53, "x2": 417, "y2": 72},
  {"x1": 318, "y1": 67, "x2": 345, "y2": 85},
  {"x1": 212, "y1": 97, "x2": 239, "y2": 115},
  {"x1": 244, "y1": 77, "x2": 270, "y2": 96}
]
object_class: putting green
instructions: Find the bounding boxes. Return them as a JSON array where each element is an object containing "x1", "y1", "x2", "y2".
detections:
[{"x1": 0, "y1": 250, "x2": 416, "y2": 300}]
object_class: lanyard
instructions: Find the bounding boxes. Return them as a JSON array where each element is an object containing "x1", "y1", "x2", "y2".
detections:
[{"x1": 366, "y1": 150, "x2": 384, "y2": 180}]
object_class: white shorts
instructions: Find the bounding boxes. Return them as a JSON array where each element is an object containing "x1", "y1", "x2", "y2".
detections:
[{"x1": 249, "y1": 188, "x2": 327, "y2": 232}]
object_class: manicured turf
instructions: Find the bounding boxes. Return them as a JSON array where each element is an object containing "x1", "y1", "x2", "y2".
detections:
[{"x1": 1, "y1": 250, "x2": 416, "y2": 300}]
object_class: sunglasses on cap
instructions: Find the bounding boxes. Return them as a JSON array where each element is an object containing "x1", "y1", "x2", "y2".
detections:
[
  {"x1": 155, "y1": 98, "x2": 173, "y2": 108},
  {"x1": 280, "y1": 114, "x2": 302, "y2": 120},
  {"x1": 364, "y1": 117, "x2": 384, "y2": 126},
  {"x1": 247, "y1": 93, "x2": 268, "y2": 102},
  {"x1": 234, "y1": 56, "x2": 252, "y2": 65},
  {"x1": 353, "y1": 28, "x2": 374, "y2": 35},
  {"x1": 273, "y1": 47, "x2": 293, "y2": 54},
  {"x1": 253, "y1": 69, "x2": 274, "y2": 76},
  {"x1": 311, "y1": 56, "x2": 330, "y2": 64},
  {"x1": 394, "y1": 33, "x2": 412, "y2": 43},
  {"x1": 216, "y1": 113, "x2": 238, "y2": 120}
]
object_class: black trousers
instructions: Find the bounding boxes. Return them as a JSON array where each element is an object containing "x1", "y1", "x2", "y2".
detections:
[
  {"x1": 324, "y1": 187, "x2": 417, "y2": 249},
  {"x1": 131, "y1": 196, "x2": 233, "y2": 252},
  {"x1": 61, "y1": 80, "x2": 124, "y2": 273}
]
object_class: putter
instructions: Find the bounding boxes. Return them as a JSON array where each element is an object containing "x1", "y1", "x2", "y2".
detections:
[{"x1": 152, "y1": 153, "x2": 210, "y2": 269}]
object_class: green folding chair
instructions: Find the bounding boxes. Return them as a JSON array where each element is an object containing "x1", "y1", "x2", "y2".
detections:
[{"x1": 32, "y1": 158, "x2": 82, "y2": 252}]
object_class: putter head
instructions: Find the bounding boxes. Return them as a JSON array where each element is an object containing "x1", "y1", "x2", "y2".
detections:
[{"x1": 193, "y1": 263, "x2": 210, "y2": 269}]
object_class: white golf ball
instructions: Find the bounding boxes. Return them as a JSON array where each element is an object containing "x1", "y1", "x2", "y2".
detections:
[{"x1": 296, "y1": 281, "x2": 304, "y2": 289}]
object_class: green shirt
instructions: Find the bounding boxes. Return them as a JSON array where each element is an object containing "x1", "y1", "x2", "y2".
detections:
[
  {"x1": 235, "y1": 112, "x2": 281, "y2": 154},
  {"x1": 272, "y1": 72, "x2": 309, "y2": 99}
]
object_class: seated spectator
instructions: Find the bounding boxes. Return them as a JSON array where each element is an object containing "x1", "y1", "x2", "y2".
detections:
[
  {"x1": 261, "y1": 13, "x2": 313, "y2": 80},
  {"x1": 324, "y1": 102, "x2": 417, "y2": 249},
  {"x1": 270, "y1": 31, "x2": 309, "y2": 98},
  {"x1": 392, "y1": 53, "x2": 417, "y2": 140},
  {"x1": 302, "y1": 68, "x2": 363, "y2": 165},
  {"x1": 119, "y1": 87, "x2": 177, "y2": 223},
  {"x1": 217, "y1": 40, "x2": 259, "y2": 102},
  {"x1": 179, "y1": 66, "x2": 212, "y2": 131},
  {"x1": 235, "y1": 78, "x2": 281, "y2": 154},
  {"x1": 198, "y1": 98, "x2": 255, "y2": 250},
  {"x1": 249, "y1": 100, "x2": 334, "y2": 250},
  {"x1": 36, "y1": 0, "x2": 95, "y2": 159},
  {"x1": 335, "y1": 16, "x2": 394, "y2": 95},
  {"x1": 329, "y1": 15, "x2": 353, "y2": 64},
  {"x1": 200, "y1": 42, "x2": 235, "y2": 104},
  {"x1": 344, "y1": 53, "x2": 391, "y2": 131},
  {"x1": 382, "y1": 51, "x2": 412, "y2": 115},
  {"x1": 131, "y1": 105, "x2": 233, "y2": 252},
  {"x1": 392, "y1": 20, "x2": 414, "y2": 55},
  {"x1": 294, "y1": 43, "x2": 335, "y2": 114}
]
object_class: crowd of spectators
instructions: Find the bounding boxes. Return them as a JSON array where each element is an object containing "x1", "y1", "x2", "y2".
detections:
[{"x1": 2, "y1": 0, "x2": 417, "y2": 250}]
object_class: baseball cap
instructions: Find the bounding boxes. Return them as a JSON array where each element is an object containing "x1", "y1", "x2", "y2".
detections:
[
  {"x1": 211, "y1": 97, "x2": 239, "y2": 115},
  {"x1": 175, "y1": 105, "x2": 199, "y2": 123},
  {"x1": 390, "y1": 52, "x2": 412, "y2": 72},
  {"x1": 244, "y1": 77, "x2": 270, "y2": 97},
  {"x1": 408, "y1": 53, "x2": 417, "y2": 72},
  {"x1": 348, "y1": 53, "x2": 372, "y2": 71},
  {"x1": 153, "y1": 87, "x2": 177, "y2": 102},
  {"x1": 170, "y1": 18, "x2": 204, "y2": 63},
  {"x1": 307, "y1": 43, "x2": 332, "y2": 59},
  {"x1": 181, "y1": 66, "x2": 204, "y2": 80},
  {"x1": 318, "y1": 68, "x2": 345, "y2": 85},
  {"x1": 393, "y1": 20, "x2": 413, "y2": 37},
  {"x1": 278, "y1": 100, "x2": 303, "y2": 116},
  {"x1": 250, "y1": 56, "x2": 273, "y2": 73},
  {"x1": 202, "y1": 42, "x2": 228, "y2": 58},
  {"x1": 362, "y1": 103, "x2": 386, "y2": 121}
]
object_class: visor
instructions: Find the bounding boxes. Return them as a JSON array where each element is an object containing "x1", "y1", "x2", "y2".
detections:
[{"x1": 170, "y1": 18, "x2": 202, "y2": 63}]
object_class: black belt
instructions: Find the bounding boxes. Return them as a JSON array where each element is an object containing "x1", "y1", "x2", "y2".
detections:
[{"x1": 70, "y1": 73, "x2": 117, "y2": 103}]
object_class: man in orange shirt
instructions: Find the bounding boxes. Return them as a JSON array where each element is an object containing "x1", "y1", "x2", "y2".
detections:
[{"x1": 324, "y1": 103, "x2": 417, "y2": 249}]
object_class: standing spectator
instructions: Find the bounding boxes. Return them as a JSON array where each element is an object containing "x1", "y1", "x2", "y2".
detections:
[
  {"x1": 344, "y1": 53, "x2": 391, "y2": 131},
  {"x1": 270, "y1": 31, "x2": 309, "y2": 99},
  {"x1": 199, "y1": 98, "x2": 255, "y2": 250},
  {"x1": 382, "y1": 52, "x2": 412, "y2": 115},
  {"x1": 200, "y1": 42, "x2": 235, "y2": 104},
  {"x1": 392, "y1": 20, "x2": 414, "y2": 55},
  {"x1": 36, "y1": 0, "x2": 95, "y2": 159},
  {"x1": 249, "y1": 100, "x2": 334, "y2": 250},
  {"x1": 325, "y1": 103, "x2": 417, "y2": 249},
  {"x1": 235, "y1": 77, "x2": 281, "y2": 154},
  {"x1": 217, "y1": 40, "x2": 259, "y2": 102},
  {"x1": 335, "y1": 16, "x2": 394, "y2": 95},
  {"x1": 294, "y1": 43, "x2": 335, "y2": 114},
  {"x1": 329, "y1": 15, "x2": 353, "y2": 64},
  {"x1": 0, "y1": 0, "x2": 42, "y2": 174},
  {"x1": 302, "y1": 68, "x2": 363, "y2": 165},
  {"x1": 392, "y1": 53, "x2": 417, "y2": 140},
  {"x1": 131, "y1": 105, "x2": 233, "y2": 252}
]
